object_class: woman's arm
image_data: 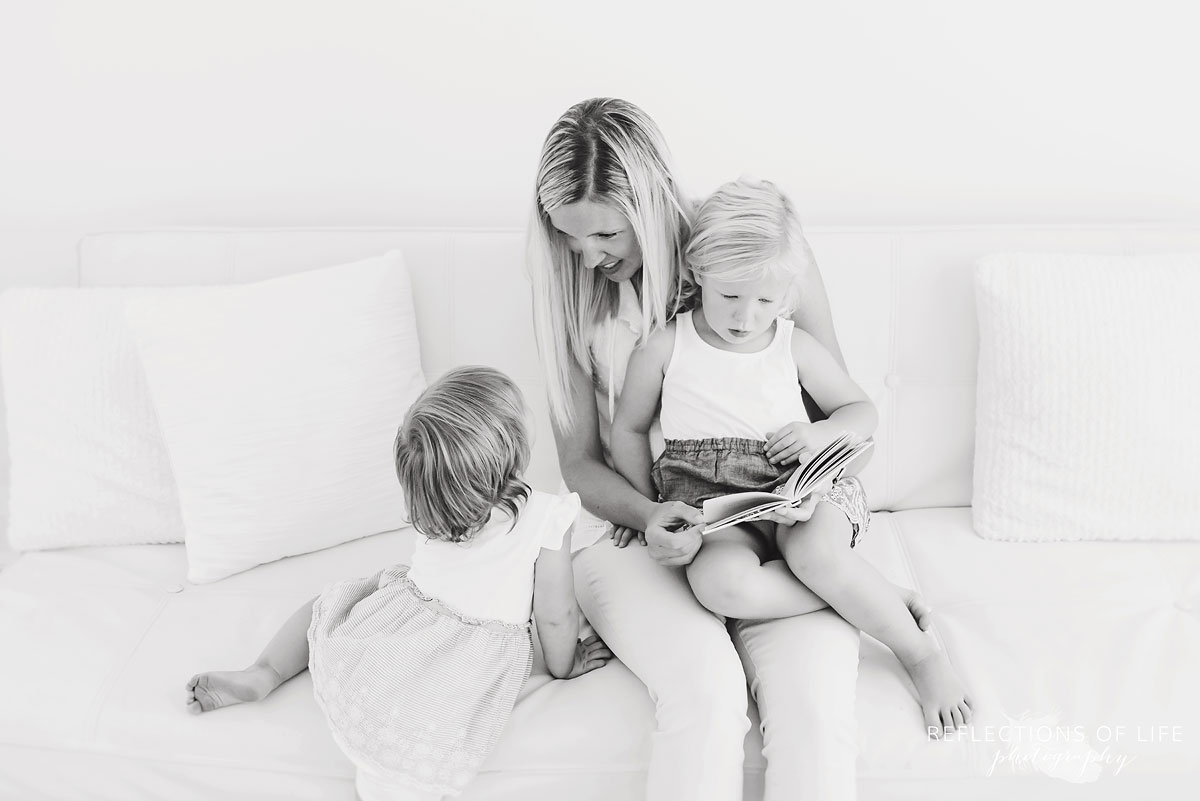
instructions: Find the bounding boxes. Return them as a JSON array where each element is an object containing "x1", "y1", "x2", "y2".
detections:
[
  {"x1": 610, "y1": 328, "x2": 673, "y2": 500},
  {"x1": 553, "y1": 353, "x2": 703, "y2": 566},
  {"x1": 789, "y1": 257, "x2": 847, "y2": 423},
  {"x1": 789, "y1": 257, "x2": 847, "y2": 369},
  {"x1": 553, "y1": 359, "x2": 659, "y2": 531},
  {"x1": 533, "y1": 541, "x2": 612, "y2": 679}
]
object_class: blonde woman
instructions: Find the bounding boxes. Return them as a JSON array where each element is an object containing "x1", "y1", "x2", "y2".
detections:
[{"x1": 528, "y1": 99, "x2": 929, "y2": 800}]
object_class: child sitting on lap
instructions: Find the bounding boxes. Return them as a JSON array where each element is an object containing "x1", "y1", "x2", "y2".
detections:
[
  {"x1": 611, "y1": 178, "x2": 972, "y2": 737},
  {"x1": 187, "y1": 366, "x2": 611, "y2": 800}
]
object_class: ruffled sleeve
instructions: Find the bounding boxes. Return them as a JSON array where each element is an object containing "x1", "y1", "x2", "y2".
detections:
[{"x1": 539, "y1": 491, "x2": 582, "y2": 551}]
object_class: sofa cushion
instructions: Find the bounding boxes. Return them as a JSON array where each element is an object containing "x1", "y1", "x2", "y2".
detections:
[
  {"x1": 0, "y1": 531, "x2": 660, "y2": 800},
  {"x1": 3, "y1": 508, "x2": 1194, "y2": 799},
  {"x1": 0, "y1": 287, "x2": 184, "y2": 550},
  {"x1": 973, "y1": 252, "x2": 1200, "y2": 541},
  {"x1": 124, "y1": 252, "x2": 425, "y2": 583},
  {"x1": 877, "y1": 508, "x2": 1200, "y2": 780}
]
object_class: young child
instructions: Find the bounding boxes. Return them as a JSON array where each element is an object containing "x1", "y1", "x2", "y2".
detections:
[
  {"x1": 186, "y1": 366, "x2": 611, "y2": 800},
  {"x1": 610, "y1": 178, "x2": 973, "y2": 738}
]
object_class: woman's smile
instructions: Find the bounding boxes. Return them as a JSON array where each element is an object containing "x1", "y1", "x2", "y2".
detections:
[{"x1": 547, "y1": 200, "x2": 643, "y2": 283}]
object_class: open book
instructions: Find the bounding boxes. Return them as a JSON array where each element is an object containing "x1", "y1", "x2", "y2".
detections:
[{"x1": 701, "y1": 433, "x2": 874, "y2": 535}]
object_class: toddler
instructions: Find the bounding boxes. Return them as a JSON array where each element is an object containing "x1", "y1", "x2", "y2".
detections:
[
  {"x1": 611, "y1": 178, "x2": 972, "y2": 737},
  {"x1": 187, "y1": 366, "x2": 610, "y2": 799}
]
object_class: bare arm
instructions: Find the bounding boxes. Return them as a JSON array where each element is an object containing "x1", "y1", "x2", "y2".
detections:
[
  {"x1": 796, "y1": 326, "x2": 883, "y2": 443},
  {"x1": 765, "y1": 329, "x2": 878, "y2": 467},
  {"x1": 788, "y1": 256, "x2": 847, "y2": 369},
  {"x1": 788, "y1": 256, "x2": 846, "y2": 423},
  {"x1": 610, "y1": 327, "x2": 673, "y2": 501},
  {"x1": 552, "y1": 346, "x2": 703, "y2": 566},
  {"x1": 553, "y1": 359, "x2": 659, "y2": 531},
  {"x1": 533, "y1": 540, "x2": 610, "y2": 679},
  {"x1": 792, "y1": 328, "x2": 878, "y2": 443}
]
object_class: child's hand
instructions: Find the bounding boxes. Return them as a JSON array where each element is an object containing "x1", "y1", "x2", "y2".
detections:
[
  {"x1": 610, "y1": 525, "x2": 646, "y2": 548},
  {"x1": 564, "y1": 634, "x2": 614, "y2": 679},
  {"x1": 765, "y1": 421, "x2": 832, "y2": 466},
  {"x1": 759, "y1": 493, "x2": 820, "y2": 526}
]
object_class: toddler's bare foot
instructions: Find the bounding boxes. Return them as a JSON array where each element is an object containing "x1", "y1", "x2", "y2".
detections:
[
  {"x1": 905, "y1": 646, "x2": 973, "y2": 738},
  {"x1": 896, "y1": 585, "x2": 933, "y2": 631},
  {"x1": 186, "y1": 664, "x2": 279, "y2": 714}
]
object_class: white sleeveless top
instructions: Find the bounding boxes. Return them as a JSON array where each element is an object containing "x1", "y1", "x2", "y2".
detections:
[
  {"x1": 660, "y1": 311, "x2": 810, "y2": 441},
  {"x1": 406, "y1": 491, "x2": 581, "y2": 625}
]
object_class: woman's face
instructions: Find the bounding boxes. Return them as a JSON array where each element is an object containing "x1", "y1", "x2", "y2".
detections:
[{"x1": 547, "y1": 200, "x2": 643, "y2": 283}]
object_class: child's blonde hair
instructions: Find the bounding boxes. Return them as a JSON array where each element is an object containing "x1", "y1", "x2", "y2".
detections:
[
  {"x1": 393, "y1": 366, "x2": 530, "y2": 544},
  {"x1": 527, "y1": 97, "x2": 695, "y2": 430},
  {"x1": 685, "y1": 177, "x2": 816, "y2": 311}
]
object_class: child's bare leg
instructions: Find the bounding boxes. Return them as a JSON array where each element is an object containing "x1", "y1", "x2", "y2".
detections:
[
  {"x1": 687, "y1": 525, "x2": 830, "y2": 619},
  {"x1": 186, "y1": 596, "x2": 316, "y2": 714},
  {"x1": 777, "y1": 504, "x2": 973, "y2": 737},
  {"x1": 687, "y1": 524, "x2": 936, "y2": 625}
]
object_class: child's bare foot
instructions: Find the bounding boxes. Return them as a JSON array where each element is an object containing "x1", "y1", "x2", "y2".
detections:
[
  {"x1": 186, "y1": 664, "x2": 280, "y2": 714},
  {"x1": 896, "y1": 585, "x2": 934, "y2": 631},
  {"x1": 905, "y1": 646, "x2": 973, "y2": 738}
]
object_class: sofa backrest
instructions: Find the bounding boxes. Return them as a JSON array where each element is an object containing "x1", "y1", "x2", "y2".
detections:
[{"x1": 25, "y1": 225, "x2": 1200, "y2": 512}]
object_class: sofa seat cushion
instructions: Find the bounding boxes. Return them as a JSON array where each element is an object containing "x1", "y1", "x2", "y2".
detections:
[
  {"x1": 856, "y1": 508, "x2": 1200, "y2": 784},
  {"x1": 2, "y1": 510, "x2": 1197, "y2": 799},
  {"x1": 0, "y1": 531, "x2": 664, "y2": 800}
]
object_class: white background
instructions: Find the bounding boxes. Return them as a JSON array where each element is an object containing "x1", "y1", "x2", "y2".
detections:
[{"x1": 1, "y1": 0, "x2": 1199, "y2": 279}]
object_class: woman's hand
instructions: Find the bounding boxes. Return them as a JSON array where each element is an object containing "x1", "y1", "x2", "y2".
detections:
[
  {"x1": 563, "y1": 635, "x2": 614, "y2": 679},
  {"x1": 610, "y1": 525, "x2": 646, "y2": 548},
  {"x1": 644, "y1": 501, "x2": 704, "y2": 567}
]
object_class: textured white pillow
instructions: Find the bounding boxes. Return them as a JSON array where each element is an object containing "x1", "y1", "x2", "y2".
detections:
[
  {"x1": 0, "y1": 289, "x2": 185, "y2": 550},
  {"x1": 972, "y1": 252, "x2": 1200, "y2": 541},
  {"x1": 125, "y1": 251, "x2": 425, "y2": 582}
]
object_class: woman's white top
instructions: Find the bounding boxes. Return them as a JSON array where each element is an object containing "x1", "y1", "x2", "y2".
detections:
[
  {"x1": 405, "y1": 491, "x2": 581, "y2": 625},
  {"x1": 660, "y1": 311, "x2": 810, "y2": 441}
]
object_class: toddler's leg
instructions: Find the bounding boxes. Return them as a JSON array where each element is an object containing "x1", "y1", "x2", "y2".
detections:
[
  {"x1": 777, "y1": 504, "x2": 973, "y2": 737},
  {"x1": 686, "y1": 525, "x2": 829, "y2": 619},
  {"x1": 686, "y1": 525, "x2": 935, "y2": 624},
  {"x1": 186, "y1": 596, "x2": 316, "y2": 714}
]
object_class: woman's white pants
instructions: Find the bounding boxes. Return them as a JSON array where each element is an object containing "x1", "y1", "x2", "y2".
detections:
[{"x1": 573, "y1": 542, "x2": 859, "y2": 801}]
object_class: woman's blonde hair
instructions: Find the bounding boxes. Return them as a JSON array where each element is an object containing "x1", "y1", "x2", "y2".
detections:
[
  {"x1": 393, "y1": 366, "x2": 530, "y2": 543},
  {"x1": 527, "y1": 98, "x2": 694, "y2": 429},
  {"x1": 686, "y1": 177, "x2": 816, "y2": 312}
]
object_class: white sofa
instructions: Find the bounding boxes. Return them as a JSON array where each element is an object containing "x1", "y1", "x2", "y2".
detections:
[{"x1": 1, "y1": 226, "x2": 1198, "y2": 800}]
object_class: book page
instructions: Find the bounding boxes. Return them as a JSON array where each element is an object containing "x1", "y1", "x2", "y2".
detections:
[{"x1": 703, "y1": 436, "x2": 873, "y2": 535}]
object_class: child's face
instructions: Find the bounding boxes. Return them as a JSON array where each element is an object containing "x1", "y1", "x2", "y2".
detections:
[
  {"x1": 547, "y1": 200, "x2": 643, "y2": 283},
  {"x1": 696, "y1": 273, "x2": 794, "y2": 347}
]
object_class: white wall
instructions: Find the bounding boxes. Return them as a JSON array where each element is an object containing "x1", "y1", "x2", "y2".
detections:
[{"x1": 2, "y1": 0, "x2": 1199, "y2": 277}]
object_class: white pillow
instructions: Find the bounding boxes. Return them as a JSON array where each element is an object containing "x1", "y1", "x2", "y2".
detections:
[
  {"x1": 125, "y1": 251, "x2": 425, "y2": 582},
  {"x1": 972, "y1": 252, "x2": 1200, "y2": 542},
  {"x1": 0, "y1": 289, "x2": 185, "y2": 550}
]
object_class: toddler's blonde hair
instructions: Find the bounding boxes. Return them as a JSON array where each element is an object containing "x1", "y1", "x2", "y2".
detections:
[
  {"x1": 685, "y1": 177, "x2": 815, "y2": 309},
  {"x1": 393, "y1": 366, "x2": 530, "y2": 543}
]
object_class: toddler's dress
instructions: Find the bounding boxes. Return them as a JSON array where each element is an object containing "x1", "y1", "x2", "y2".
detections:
[
  {"x1": 652, "y1": 311, "x2": 870, "y2": 545},
  {"x1": 307, "y1": 490, "x2": 581, "y2": 799}
]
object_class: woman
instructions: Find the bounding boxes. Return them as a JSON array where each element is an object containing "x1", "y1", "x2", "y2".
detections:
[{"x1": 527, "y1": 98, "x2": 909, "y2": 801}]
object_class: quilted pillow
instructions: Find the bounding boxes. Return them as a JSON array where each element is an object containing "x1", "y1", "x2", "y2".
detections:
[
  {"x1": 125, "y1": 251, "x2": 425, "y2": 582},
  {"x1": 0, "y1": 288, "x2": 185, "y2": 550},
  {"x1": 972, "y1": 252, "x2": 1200, "y2": 541}
]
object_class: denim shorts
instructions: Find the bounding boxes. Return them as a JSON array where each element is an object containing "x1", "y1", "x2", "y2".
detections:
[{"x1": 651, "y1": 437, "x2": 870, "y2": 547}]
